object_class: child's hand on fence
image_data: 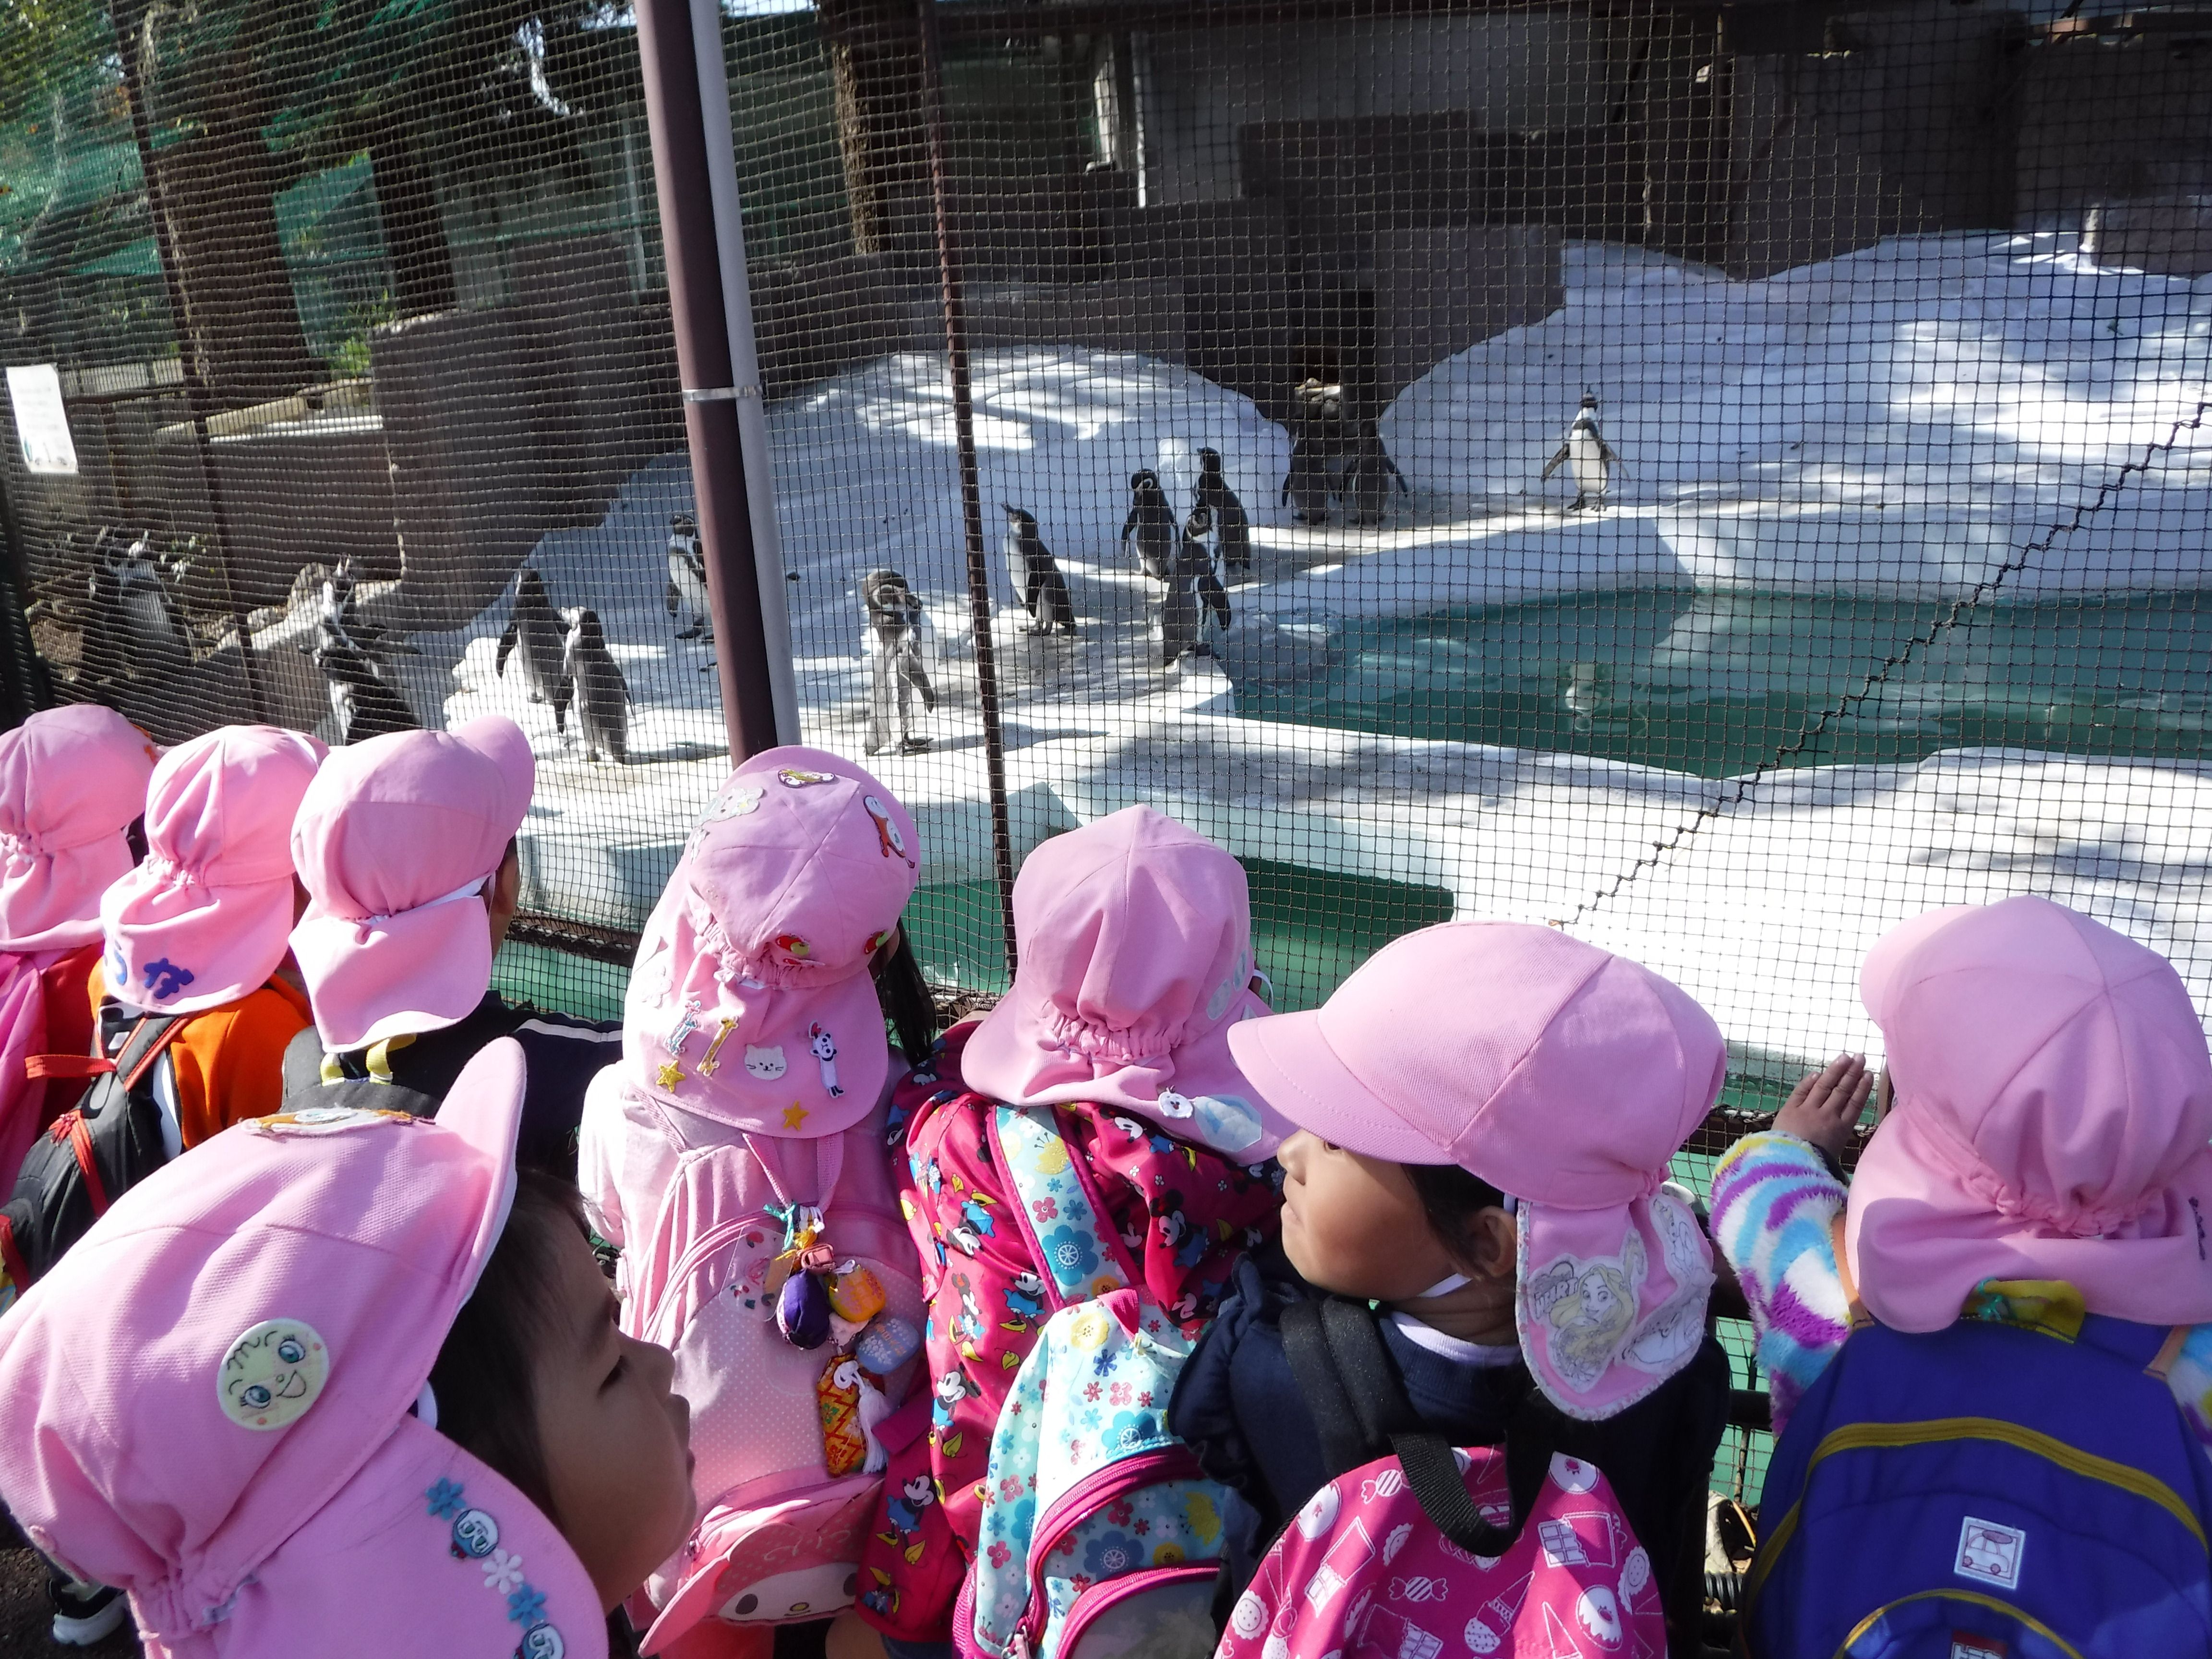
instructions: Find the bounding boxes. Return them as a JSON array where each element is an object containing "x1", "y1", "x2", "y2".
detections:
[{"x1": 1774, "y1": 1053, "x2": 1873, "y2": 1165}]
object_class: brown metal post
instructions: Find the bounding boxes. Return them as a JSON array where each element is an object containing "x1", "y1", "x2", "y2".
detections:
[
  {"x1": 635, "y1": 0, "x2": 782, "y2": 760},
  {"x1": 109, "y1": 0, "x2": 267, "y2": 722},
  {"x1": 914, "y1": 0, "x2": 1020, "y2": 979}
]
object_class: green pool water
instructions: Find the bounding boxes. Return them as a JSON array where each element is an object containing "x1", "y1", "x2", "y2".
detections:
[{"x1": 1238, "y1": 588, "x2": 2212, "y2": 778}]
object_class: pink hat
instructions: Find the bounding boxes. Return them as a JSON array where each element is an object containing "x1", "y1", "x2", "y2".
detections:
[
  {"x1": 623, "y1": 746, "x2": 919, "y2": 1138},
  {"x1": 0, "y1": 1039, "x2": 605, "y2": 1659},
  {"x1": 1847, "y1": 895, "x2": 2212, "y2": 1334},
  {"x1": 0, "y1": 705, "x2": 158, "y2": 952},
  {"x1": 960, "y1": 806, "x2": 1281, "y2": 1156},
  {"x1": 1229, "y1": 921, "x2": 1722, "y2": 1419},
  {"x1": 99, "y1": 725, "x2": 326, "y2": 1015},
  {"x1": 289, "y1": 718, "x2": 535, "y2": 1051}
]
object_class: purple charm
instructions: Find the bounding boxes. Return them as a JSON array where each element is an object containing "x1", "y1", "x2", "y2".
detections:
[{"x1": 777, "y1": 1270, "x2": 832, "y2": 1349}]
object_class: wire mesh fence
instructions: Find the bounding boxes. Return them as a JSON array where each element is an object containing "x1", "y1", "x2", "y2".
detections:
[{"x1": 5, "y1": 0, "x2": 2212, "y2": 1503}]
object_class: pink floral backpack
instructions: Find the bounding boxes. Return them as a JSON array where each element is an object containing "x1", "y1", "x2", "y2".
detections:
[{"x1": 1223, "y1": 1447, "x2": 1666, "y2": 1659}]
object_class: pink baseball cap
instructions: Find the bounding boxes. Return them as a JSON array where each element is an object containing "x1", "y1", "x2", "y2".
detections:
[
  {"x1": 289, "y1": 717, "x2": 535, "y2": 1051},
  {"x1": 623, "y1": 746, "x2": 919, "y2": 1138},
  {"x1": 959, "y1": 806, "x2": 1281, "y2": 1157},
  {"x1": 0, "y1": 1039, "x2": 605, "y2": 1659},
  {"x1": 0, "y1": 705, "x2": 158, "y2": 952},
  {"x1": 99, "y1": 725, "x2": 326, "y2": 1015},
  {"x1": 1847, "y1": 895, "x2": 2212, "y2": 1334},
  {"x1": 1229, "y1": 921, "x2": 1722, "y2": 1419}
]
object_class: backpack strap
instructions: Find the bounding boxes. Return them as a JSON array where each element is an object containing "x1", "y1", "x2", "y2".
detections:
[
  {"x1": 2148, "y1": 1325, "x2": 2190, "y2": 1383},
  {"x1": 1280, "y1": 1301, "x2": 1374, "y2": 1480},
  {"x1": 991, "y1": 1105, "x2": 1140, "y2": 1310},
  {"x1": 111, "y1": 1013, "x2": 189, "y2": 1091}
]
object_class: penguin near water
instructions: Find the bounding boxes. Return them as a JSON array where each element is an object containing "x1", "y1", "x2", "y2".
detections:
[
  {"x1": 1541, "y1": 395, "x2": 1624, "y2": 512},
  {"x1": 665, "y1": 513, "x2": 712, "y2": 641},
  {"x1": 495, "y1": 569, "x2": 573, "y2": 733},
  {"x1": 860, "y1": 568, "x2": 936, "y2": 755},
  {"x1": 562, "y1": 608, "x2": 630, "y2": 764},
  {"x1": 1120, "y1": 470, "x2": 1177, "y2": 581},
  {"x1": 1191, "y1": 448, "x2": 1251, "y2": 581},
  {"x1": 999, "y1": 505, "x2": 1075, "y2": 636},
  {"x1": 1183, "y1": 506, "x2": 1233, "y2": 649}
]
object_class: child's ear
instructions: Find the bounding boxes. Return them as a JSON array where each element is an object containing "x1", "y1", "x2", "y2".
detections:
[{"x1": 1469, "y1": 1206, "x2": 1518, "y2": 1281}]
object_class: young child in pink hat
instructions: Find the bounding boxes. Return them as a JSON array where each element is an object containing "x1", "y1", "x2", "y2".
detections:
[
  {"x1": 856, "y1": 805, "x2": 1284, "y2": 1656},
  {"x1": 0, "y1": 1037, "x2": 695, "y2": 1659},
  {"x1": 1168, "y1": 920, "x2": 1730, "y2": 1654},
  {"x1": 287, "y1": 717, "x2": 622, "y2": 1175},
  {"x1": 0, "y1": 706, "x2": 157, "y2": 1181}
]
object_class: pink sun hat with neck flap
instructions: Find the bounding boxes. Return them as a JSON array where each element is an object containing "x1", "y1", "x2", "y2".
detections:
[
  {"x1": 0, "y1": 1037, "x2": 607, "y2": 1659},
  {"x1": 99, "y1": 725, "x2": 327, "y2": 1015},
  {"x1": 623, "y1": 745, "x2": 920, "y2": 1138},
  {"x1": 1847, "y1": 895, "x2": 2212, "y2": 1334},
  {"x1": 1228, "y1": 920, "x2": 1723, "y2": 1420},
  {"x1": 290, "y1": 718, "x2": 535, "y2": 1052},
  {"x1": 958, "y1": 805, "x2": 1282, "y2": 1158},
  {"x1": 0, "y1": 705, "x2": 159, "y2": 953}
]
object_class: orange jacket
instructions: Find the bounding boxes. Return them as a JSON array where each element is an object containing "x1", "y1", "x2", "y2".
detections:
[{"x1": 87, "y1": 968, "x2": 313, "y2": 1149}]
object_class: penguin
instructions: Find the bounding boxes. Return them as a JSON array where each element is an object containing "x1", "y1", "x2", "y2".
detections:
[
  {"x1": 1182, "y1": 506, "x2": 1232, "y2": 651},
  {"x1": 1120, "y1": 470, "x2": 1177, "y2": 581},
  {"x1": 999, "y1": 505, "x2": 1074, "y2": 635},
  {"x1": 860, "y1": 568, "x2": 936, "y2": 755},
  {"x1": 495, "y1": 569, "x2": 573, "y2": 733},
  {"x1": 316, "y1": 558, "x2": 416, "y2": 669},
  {"x1": 1343, "y1": 421, "x2": 1409, "y2": 527},
  {"x1": 1280, "y1": 439, "x2": 1333, "y2": 526},
  {"x1": 1541, "y1": 394, "x2": 1623, "y2": 512},
  {"x1": 89, "y1": 533, "x2": 192, "y2": 682},
  {"x1": 1191, "y1": 448, "x2": 1252, "y2": 581},
  {"x1": 562, "y1": 608, "x2": 630, "y2": 764},
  {"x1": 303, "y1": 619, "x2": 418, "y2": 745},
  {"x1": 665, "y1": 512, "x2": 712, "y2": 641}
]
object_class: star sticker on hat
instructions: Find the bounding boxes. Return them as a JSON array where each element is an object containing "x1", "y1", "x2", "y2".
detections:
[{"x1": 783, "y1": 1101, "x2": 808, "y2": 1130}]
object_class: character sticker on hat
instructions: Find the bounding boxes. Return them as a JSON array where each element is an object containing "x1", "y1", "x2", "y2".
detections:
[
  {"x1": 745, "y1": 1045, "x2": 788, "y2": 1081},
  {"x1": 424, "y1": 1479, "x2": 566, "y2": 1658},
  {"x1": 248, "y1": 1105, "x2": 420, "y2": 1138},
  {"x1": 218, "y1": 1320, "x2": 330, "y2": 1431},
  {"x1": 1154, "y1": 1091, "x2": 1263, "y2": 1155},
  {"x1": 862, "y1": 794, "x2": 913, "y2": 868},
  {"x1": 696, "y1": 1017, "x2": 738, "y2": 1078},
  {"x1": 776, "y1": 767, "x2": 838, "y2": 788},
  {"x1": 809, "y1": 1022, "x2": 842, "y2": 1097}
]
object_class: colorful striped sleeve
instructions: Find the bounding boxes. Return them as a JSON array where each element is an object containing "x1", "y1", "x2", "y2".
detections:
[{"x1": 1709, "y1": 1130, "x2": 1852, "y2": 1435}]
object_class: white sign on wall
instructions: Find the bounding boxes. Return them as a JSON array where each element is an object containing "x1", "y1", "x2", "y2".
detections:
[{"x1": 6, "y1": 365, "x2": 77, "y2": 476}]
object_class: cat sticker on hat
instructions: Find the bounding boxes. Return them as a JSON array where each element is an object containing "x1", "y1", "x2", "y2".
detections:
[{"x1": 218, "y1": 1319, "x2": 329, "y2": 1431}]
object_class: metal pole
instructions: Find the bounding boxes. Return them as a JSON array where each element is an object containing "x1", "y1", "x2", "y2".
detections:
[
  {"x1": 689, "y1": 0, "x2": 800, "y2": 746},
  {"x1": 0, "y1": 458, "x2": 53, "y2": 727},
  {"x1": 914, "y1": 0, "x2": 1019, "y2": 977},
  {"x1": 110, "y1": 0, "x2": 267, "y2": 723},
  {"x1": 635, "y1": 0, "x2": 782, "y2": 760}
]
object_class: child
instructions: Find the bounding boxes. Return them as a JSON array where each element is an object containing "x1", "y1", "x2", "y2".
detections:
[
  {"x1": 87, "y1": 724, "x2": 328, "y2": 1149},
  {"x1": 0, "y1": 705, "x2": 156, "y2": 1180},
  {"x1": 286, "y1": 717, "x2": 621, "y2": 1175},
  {"x1": 1710, "y1": 896, "x2": 2212, "y2": 1655},
  {"x1": 855, "y1": 805, "x2": 1284, "y2": 1654},
  {"x1": 0, "y1": 1036, "x2": 694, "y2": 1659},
  {"x1": 1169, "y1": 920, "x2": 1731, "y2": 1656}
]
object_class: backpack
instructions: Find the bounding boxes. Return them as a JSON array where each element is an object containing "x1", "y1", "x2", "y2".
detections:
[
  {"x1": 1744, "y1": 1299, "x2": 2212, "y2": 1658},
  {"x1": 0, "y1": 1006, "x2": 187, "y2": 1307},
  {"x1": 618, "y1": 1119, "x2": 929, "y2": 1650}
]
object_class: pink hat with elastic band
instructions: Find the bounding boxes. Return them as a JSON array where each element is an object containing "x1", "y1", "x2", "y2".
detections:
[
  {"x1": 960, "y1": 805, "x2": 1281, "y2": 1157},
  {"x1": 0, "y1": 1038, "x2": 606, "y2": 1659},
  {"x1": 1228, "y1": 921, "x2": 1722, "y2": 1420},
  {"x1": 0, "y1": 705, "x2": 158, "y2": 953},
  {"x1": 290, "y1": 718, "x2": 535, "y2": 1051},
  {"x1": 99, "y1": 725, "x2": 326, "y2": 1015},
  {"x1": 1847, "y1": 895, "x2": 2212, "y2": 1334},
  {"x1": 623, "y1": 745, "x2": 919, "y2": 1138}
]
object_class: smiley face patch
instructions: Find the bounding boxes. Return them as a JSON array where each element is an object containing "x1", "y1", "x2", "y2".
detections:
[{"x1": 218, "y1": 1319, "x2": 330, "y2": 1430}]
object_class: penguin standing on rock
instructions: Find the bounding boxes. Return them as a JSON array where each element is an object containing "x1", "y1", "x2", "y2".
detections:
[
  {"x1": 562, "y1": 608, "x2": 630, "y2": 764},
  {"x1": 495, "y1": 569, "x2": 573, "y2": 733},
  {"x1": 1281, "y1": 440, "x2": 1333, "y2": 526},
  {"x1": 861, "y1": 568, "x2": 936, "y2": 755},
  {"x1": 1343, "y1": 421, "x2": 1409, "y2": 527},
  {"x1": 303, "y1": 619, "x2": 417, "y2": 745},
  {"x1": 1000, "y1": 505, "x2": 1074, "y2": 635},
  {"x1": 1541, "y1": 394, "x2": 1623, "y2": 512},
  {"x1": 1120, "y1": 470, "x2": 1177, "y2": 580},
  {"x1": 665, "y1": 513, "x2": 712, "y2": 641},
  {"x1": 1182, "y1": 506, "x2": 1232, "y2": 651},
  {"x1": 1191, "y1": 448, "x2": 1251, "y2": 581},
  {"x1": 89, "y1": 533, "x2": 192, "y2": 682}
]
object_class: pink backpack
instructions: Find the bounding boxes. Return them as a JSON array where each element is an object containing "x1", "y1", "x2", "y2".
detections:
[
  {"x1": 1224, "y1": 1447, "x2": 1666, "y2": 1659},
  {"x1": 618, "y1": 1119, "x2": 929, "y2": 1656}
]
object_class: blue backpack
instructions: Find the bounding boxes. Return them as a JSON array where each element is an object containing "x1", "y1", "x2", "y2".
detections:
[{"x1": 1745, "y1": 1304, "x2": 2212, "y2": 1658}]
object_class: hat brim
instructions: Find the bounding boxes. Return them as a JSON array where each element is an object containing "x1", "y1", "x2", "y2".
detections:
[
  {"x1": 1226, "y1": 1009, "x2": 1449, "y2": 1165},
  {"x1": 292, "y1": 899, "x2": 496, "y2": 1052},
  {"x1": 100, "y1": 874, "x2": 298, "y2": 1016}
]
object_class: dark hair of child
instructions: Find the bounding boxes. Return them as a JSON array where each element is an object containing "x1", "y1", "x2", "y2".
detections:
[
  {"x1": 874, "y1": 926, "x2": 939, "y2": 1067},
  {"x1": 1404, "y1": 1161, "x2": 1510, "y2": 1264},
  {"x1": 428, "y1": 1166, "x2": 589, "y2": 1523}
]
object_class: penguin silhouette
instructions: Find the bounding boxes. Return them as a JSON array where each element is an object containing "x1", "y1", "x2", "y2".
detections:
[
  {"x1": 1541, "y1": 395, "x2": 1623, "y2": 512},
  {"x1": 562, "y1": 608, "x2": 630, "y2": 764},
  {"x1": 303, "y1": 619, "x2": 417, "y2": 745},
  {"x1": 495, "y1": 569, "x2": 573, "y2": 733},
  {"x1": 861, "y1": 568, "x2": 936, "y2": 755},
  {"x1": 87, "y1": 533, "x2": 191, "y2": 683},
  {"x1": 1191, "y1": 448, "x2": 1251, "y2": 580},
  {"x1": 1280, "y1": 439, "x2": 1333, "y2": 526},
  {"x1": 1000, "y1": 505, "x2": 1075, "y2": 635},
  {"x1": 1182, "y1": 506, "x2": 1232, "y2": 650},
  {"x1": 665, "y1": 512, "x2": 712, "y2": 641},
  {"x1": 1120, "y1": 470, "x2": 1177, "y2": 581},
  {"x1": 1343, "y1": 421, "x2": 1409, "y2": 526}
]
